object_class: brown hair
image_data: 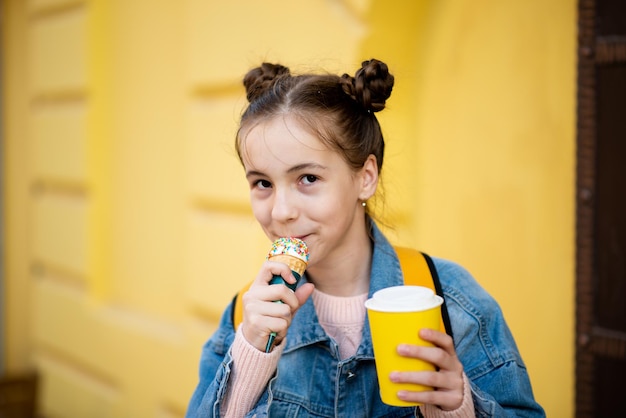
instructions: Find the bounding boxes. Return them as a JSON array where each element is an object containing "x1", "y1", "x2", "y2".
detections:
[{"x1": 236, "y1": 59, "x2": 394, "y2": 175}]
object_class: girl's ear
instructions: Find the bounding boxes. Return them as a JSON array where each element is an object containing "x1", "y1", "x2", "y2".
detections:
[{"x1": 358, "y1": 154, "x2": 379, "y2": 201}]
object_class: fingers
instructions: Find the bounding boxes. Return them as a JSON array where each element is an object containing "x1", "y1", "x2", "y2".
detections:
[
  {"x1": 391, "y1": 329, "x2": 465, "y2": 411},
  {"x1": 394, "y1": 381, "x2": 464, "y2": 411},
  {"x1": 241, "y1": 295, "x2": 292, "y2": 349},
  {"x1": 419, "y1": 328, "x2": 456, "y2": 355},
  {"x1": 241, "y1": 261, "x2": 314, "y2": 351},
  {"x1": 249, "y1": 261, "x2": 304, "y2": 309},
  {"x1": 389, "y1": 365, "x2": 464, "y2": 411},
  {"x1": 242, "y1": 284, "x2": 296, "y2": 328},
  {"x1": 254, "y1": 260, "x2": 299, "y2": 287},
  {"x1": 295, "y1": 282, "x2": 315, "y2": 306},
  {"x1": 397, "y1": 329, "x2": 459, "y2": 371}
]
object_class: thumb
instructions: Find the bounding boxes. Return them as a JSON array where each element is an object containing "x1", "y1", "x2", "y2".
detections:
[{"x1": 294, "y1": 282, "x2": 315, "y2": 308}]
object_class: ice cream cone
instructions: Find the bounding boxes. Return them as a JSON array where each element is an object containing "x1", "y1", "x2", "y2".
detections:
[
  {"x1": 266, "y1": 237, "x2": 309, "y2": 275},
  {"x1": 267, "y1": 253, "x2": 307, "y2": 276}
]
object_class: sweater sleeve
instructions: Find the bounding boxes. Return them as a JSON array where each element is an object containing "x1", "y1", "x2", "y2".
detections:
[
  {"x1": 221, "y1": 326, "x2": 283, "y2": 418},
  {"x1": 419, "y1": 373, "x2": 475, "y2": 418}
]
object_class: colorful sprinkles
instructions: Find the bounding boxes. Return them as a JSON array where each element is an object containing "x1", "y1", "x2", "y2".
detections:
[{"x1": 267, "y1": 237, "x2": 309, "y2": 262}]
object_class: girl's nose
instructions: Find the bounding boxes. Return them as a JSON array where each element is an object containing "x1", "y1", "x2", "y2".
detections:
[{"x1": 271, "y1": 189, "x2": 298, "y2": 222}]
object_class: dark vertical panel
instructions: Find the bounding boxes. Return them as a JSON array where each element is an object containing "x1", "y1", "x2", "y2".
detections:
[
  {"x1": 596, "y1": 0, "x2": 626, "y2": 35},
  {"x1": 576, "y1": 1, "x2": 597, "y2": 416},
  {"x1": 594, "y1": 357, "x2": 626, "y2": 416},
  {"x1": 577, "y1": 0, "x2": 626, "y2": 416},
  {"x1": 594, "y1": 64, "x2": 626, "y2": 333}
]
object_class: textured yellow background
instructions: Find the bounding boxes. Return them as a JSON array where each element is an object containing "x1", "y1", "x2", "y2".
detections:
[{"x1": 2, "y1": 0, "x2": 575, "y2": 416}]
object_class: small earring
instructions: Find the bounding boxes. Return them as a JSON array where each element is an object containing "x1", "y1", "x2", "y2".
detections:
[{"x1": 361, "y1": 201, "x2": 367, "y2": 207}]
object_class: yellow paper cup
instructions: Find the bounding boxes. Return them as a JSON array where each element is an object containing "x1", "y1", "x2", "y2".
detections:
[{"x1": 365, "y1": 286, "x2": 444, "y2": 406}]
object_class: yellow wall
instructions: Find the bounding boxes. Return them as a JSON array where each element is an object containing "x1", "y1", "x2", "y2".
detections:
[
  {"x1": 364, "y1": 2, "x2": 576, "y2": 415},
  {"x1": 2, "y1": 0, "x2": 575, "y2": 416}
]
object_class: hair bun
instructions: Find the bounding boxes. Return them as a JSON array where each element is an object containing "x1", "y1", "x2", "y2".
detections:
[
  {"x1": 243, "y1": 63, "x2": 290, "y2": 102},
  {"x1": 340, "y1": 59, "x2": 394, "y2": 112}
]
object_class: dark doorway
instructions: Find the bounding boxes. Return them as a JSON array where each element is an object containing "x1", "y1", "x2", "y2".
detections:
[{"x1": 576, "y1": 0, "x2": 626, "y2": 417}]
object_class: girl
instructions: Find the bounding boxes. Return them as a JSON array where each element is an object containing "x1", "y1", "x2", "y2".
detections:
[{"x1": 186, "y1": 59, "x2": 545, "y2": 417}]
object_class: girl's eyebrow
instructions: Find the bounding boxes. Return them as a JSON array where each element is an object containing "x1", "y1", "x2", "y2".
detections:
[
  {"x1": 287, "y1": 162, "x2": 327, "y2": 173},
  {"x1": 245, "y1": 163, "x2": 326, "y2": 179},
  {"x1": 245, "y1": 169, "x2": 265, "y2": 179}
]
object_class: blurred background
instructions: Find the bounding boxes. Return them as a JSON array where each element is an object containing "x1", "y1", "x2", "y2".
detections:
[{"x1": 0, "y1": 0, "x2": 590, "y2": 416}]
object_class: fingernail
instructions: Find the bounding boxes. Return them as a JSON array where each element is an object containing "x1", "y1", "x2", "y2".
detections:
[{"x1": 397, "y1": 344, "x2": 409, "y2": 355}]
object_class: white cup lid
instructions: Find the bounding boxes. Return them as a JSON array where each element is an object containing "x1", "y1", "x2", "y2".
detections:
[{"x1": 365, "y1": 285, "x2": 443, "y2": 312}]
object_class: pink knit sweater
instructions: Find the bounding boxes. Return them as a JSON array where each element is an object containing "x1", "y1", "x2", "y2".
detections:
[{"x1": 222, "y1": 289, "x2": 474, "y2": 417}]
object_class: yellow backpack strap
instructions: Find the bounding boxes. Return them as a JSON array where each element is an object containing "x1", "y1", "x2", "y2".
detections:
[
  {"x1": 394, "y1": 246, "x2": 436, "y2": 291},
  {"x1": 394, "y1": 246, "x2": 453, "y2": 338},
  {"x1": 231, "y1": 280, "x2": 253, "y2": 330}
]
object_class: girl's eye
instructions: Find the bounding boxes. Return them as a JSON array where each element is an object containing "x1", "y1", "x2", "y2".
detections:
[
  {"x1": 301, "y1": 175, "x2": 318, "y2": 185},
  {"x1": 254, "y1": 179, "x2": 272, "y2": 189}
]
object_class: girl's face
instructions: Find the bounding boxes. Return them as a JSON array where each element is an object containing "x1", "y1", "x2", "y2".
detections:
[{"x1": 240, "y1": 115, "x2": 378, "y2": 268}]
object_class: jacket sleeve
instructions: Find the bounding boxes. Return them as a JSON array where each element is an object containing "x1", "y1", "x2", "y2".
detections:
[
  {"x1": 468, "y1": 362, "x2": 544, "y2": 417},
  {"x1": 185, "y1": 300, "x2": 278, "y2": 418},
  {"x1": 184, "y1": 302, "x2": 238, "y2": 418},
  {"x1": 435, "y1": 259, "x2": 546, "y2": 417}
]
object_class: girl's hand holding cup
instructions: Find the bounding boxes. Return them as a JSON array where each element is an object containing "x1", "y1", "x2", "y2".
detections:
[
  {"x1": 392, "y1": 328, "x2": 465, "y2": 411},
  {"x1": 365, "y1": 285, "x2": 462, "y2": 408}
]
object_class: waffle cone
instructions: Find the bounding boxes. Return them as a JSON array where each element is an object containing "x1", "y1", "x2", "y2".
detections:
[{"x1": 268, "y1": 254, "x2": 307, "y2": 276}]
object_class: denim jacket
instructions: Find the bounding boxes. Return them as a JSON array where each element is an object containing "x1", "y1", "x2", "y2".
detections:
[{"x1": 186, "y1": 224, "x2": 545, "y2": 417}]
